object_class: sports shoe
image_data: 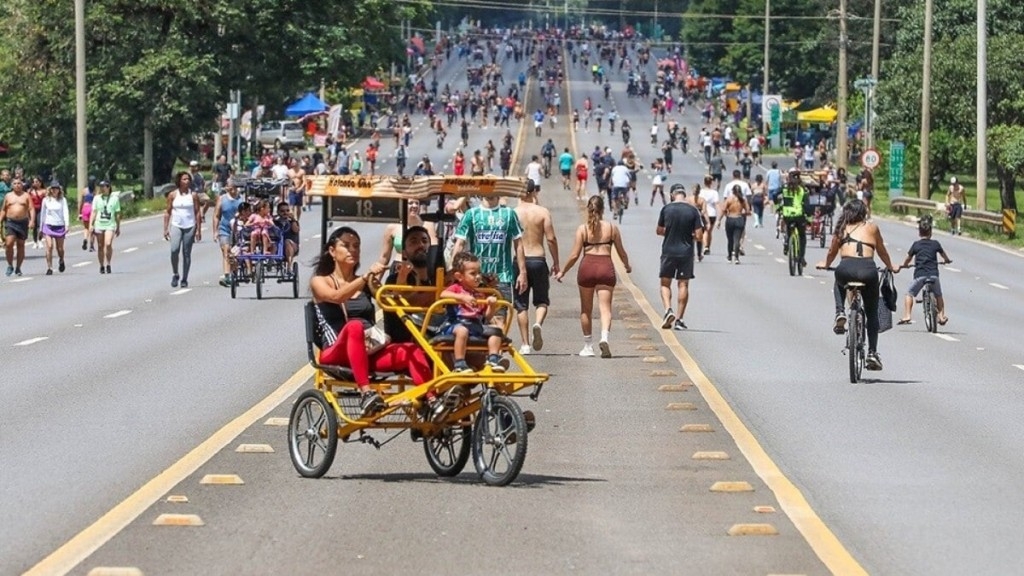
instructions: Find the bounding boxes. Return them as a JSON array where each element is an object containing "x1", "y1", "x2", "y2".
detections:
[
  {"x1": 359, "y1": 390, "x2": 386, "y2": 416},
  {"x1": 661, "y1": 308, "x2": 676, "y2": 329},
  {"x1": 4, "y1": 266, "x2": 12, "y2": 277},
  {"x1": 82, "y1": 239, "x2": 88, "y2": 251},
  {"x1": 180, "y1": 280, "x2": 188, "y2": 288},
  {"x1": 518, "y1": 344, "x2": 532, "y2": 355},
  {"x1": 99, "y1": 266, "x2": 106, "y2": 274},
  {"x1": 865, "y1": 352, "x2": 883, "y2": 371},
  {"x1": 171, "y1": 275, "x2": 179, "y2": 287},
  {"x1": 486, "y1": 356, "x2": 507, "y2": 373},
  {"x1": 58, "y1": 260, "x2": 65, "y2": 273},
  {"x1": 105, "y1": 265, "x2": 111, "y2": 274},
  {"x1": 452, "y1": 362, "x2": 473, "y2": 374},
  {"x1": 578, "y1": 344, "x2": 595, "y2": 357},
  {"x1": 45, "y1": 269, "x2": 53, "y2": 276},
  {"x1": 531, "y1": 323, "x2": 544, "y2": 351},
  {"x1": 673, "y1": 319, "x2": 688, "y2": 330},
  {"x1": 14, "y1": 268, "x2": 22, "y2": 276},
  {"x1": 833, "y1": 314, "x2": 847, "y2": 335},
  {"x1": 599, "y1": 341, "x2": 611, "y2": 358},
  {"x1": 219, "y1": 276, "x2": 230, "y2": 287}
]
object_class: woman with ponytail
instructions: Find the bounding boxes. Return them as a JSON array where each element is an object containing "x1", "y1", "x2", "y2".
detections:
[{"x1": 555, "y1": 195, "x2": 632, "y2": 358}]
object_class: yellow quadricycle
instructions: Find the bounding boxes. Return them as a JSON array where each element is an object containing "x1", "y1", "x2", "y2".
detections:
[{"x1": 289, "y1": 175, "x2": 549, "y2": 486}]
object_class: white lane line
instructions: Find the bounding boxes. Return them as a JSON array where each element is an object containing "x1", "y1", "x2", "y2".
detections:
[
  {"x1": 945, "y1": 267, "x2": 961, "y2": 272},
  {"x1": 10, "y1": 277, "x2": 32, "y2": 283},
  {"x1": 73, "y1": 261, "x2": 91, "y2": 268},
  {"x1": 170, "y1": 288, "x2": 191, "y2": 296},
  {"x1": 774, "y1": 257, "x2": 786, "y2": 264},
  {"x1": 989, "y1": 282, "x2": 1009, "y2": 290},
  {"x1": 14, "y1": 337, "x2": 48, "y2": 346},
  {"x1": 74, "y1": 324, "x2": 83, "y2": 327},
  {"x1": 1014, "y1": 364, "x2": 1024, "y2": 372},
  {"x1": 753, "y1": 244, "x2": 765, "y2": 251},
  {"x1": 934, "y1": 334, "x2": 960, "y2": 342},
  {"x1": 104, "y1": 310, "x2": 132, "y2": 319},
  {"x1": 122, "y1": 247, "x2": 138, "y2": 253},
  {"x1": 312, "y1": 234, "x2": 322, "y2": 239}
]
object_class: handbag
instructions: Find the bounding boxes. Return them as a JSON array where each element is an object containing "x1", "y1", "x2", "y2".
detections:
[{"x1": 342, "y1": 302, "x2": 390, "y2": 355}]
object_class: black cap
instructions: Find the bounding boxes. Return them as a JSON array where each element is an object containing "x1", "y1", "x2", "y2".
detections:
[
  {"x1": 48, "y1": 179, "x2": 62, "y2": 189},
  {"x1": 99, "y1": 180, "x2": 111, "y2": 187},
  {"x1": 669, "y1": 183, "x2": 687, "y2": 195}
]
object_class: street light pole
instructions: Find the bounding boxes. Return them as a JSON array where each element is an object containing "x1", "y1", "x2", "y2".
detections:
[
  {"x1": 918, "y1": 0, "x2": 934, "y2": 199},
  {"x1": 869, "y1": 0, "x2": 882, "y2": 150},
  {"x1": 763, "y1": 0, "x2": 770, "y2": 136},
  {"x1": 836, "y1": 0, "x2": 849, "y2": 169},
  {"x1": 977, "y1": 0, "x2": 987, "y2": 211},
  {"x1": 74, "y1": 0, "x2": 88, "y2": 189}
]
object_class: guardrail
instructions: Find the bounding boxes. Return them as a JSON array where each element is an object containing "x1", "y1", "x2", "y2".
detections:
[{"x1": 890, "y1": 197, "x2": 1010, "y2": 236}]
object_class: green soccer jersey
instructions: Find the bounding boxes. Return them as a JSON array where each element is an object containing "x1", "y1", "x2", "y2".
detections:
[{"x1": 454, "y1": 204, "x2": 523, "y2": 284}]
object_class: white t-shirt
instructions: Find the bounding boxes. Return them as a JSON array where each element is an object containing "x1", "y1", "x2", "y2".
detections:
[
  {"x1": 610, "y1": 164, "x2": 631, "y2": 188},
  {"x1": 699, "y1": 187, "x2": 720, "y2": 218},
  {"x1": 525, "y1": 162, "x2": 543, "y2": 185},
  {"x1": 723, "y1": 179, "x2": 752, "y2": 198},
  {"x1": 271, "y1": 164, "x2": 289, "y2": 180},
  {"x1": 749, "y1": 137, "x2": 761, "y2": 153}
]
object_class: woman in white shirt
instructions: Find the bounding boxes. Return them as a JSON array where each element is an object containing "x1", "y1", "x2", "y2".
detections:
[
  {"x1": 163, "y1": 171, "x2": 201, "y2": 288},
  {"x1": 39, "y1": 180, "x2": 70, "y2": 275}
]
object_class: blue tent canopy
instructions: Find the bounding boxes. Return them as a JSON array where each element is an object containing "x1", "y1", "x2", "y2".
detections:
[{"x1": 285, "y1": 92, "x2": 328, "y2": 117}]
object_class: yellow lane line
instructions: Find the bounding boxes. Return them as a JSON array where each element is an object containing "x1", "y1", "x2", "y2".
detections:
[
  {"x1": 25, "y1": 365, "x2": 315, "y2": 576},
  {"x1": 563, "y1": 58, "x2": 867, "y2": 576}
]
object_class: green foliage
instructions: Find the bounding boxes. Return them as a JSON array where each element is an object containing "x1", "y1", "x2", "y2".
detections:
[{"x1": 0, "y1": 0, "x2": 430, "y2": 186}]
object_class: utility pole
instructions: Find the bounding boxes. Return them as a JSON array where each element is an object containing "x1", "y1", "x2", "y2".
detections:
[
  {"x1": 977, "y1": 0, "x2": 987, "y2": 211},
  {"x1": 763, "y1": 0, "x2": 770, "y2": 136},
  {"x1": 869, "y1": 0, "x2": 882, "y2": 150},
  {"x1": 74, "y1": 0, "x2": 87, "y2": 189},
  {"x1": 918, "y1": 0, "x2": 934, "y2": 199},
  {"x1": 836, "y1": 0, "x2": 849, "y2": 169},
  {"x1": 654, "y1": 0, "x2": 659, "y2": 40}
]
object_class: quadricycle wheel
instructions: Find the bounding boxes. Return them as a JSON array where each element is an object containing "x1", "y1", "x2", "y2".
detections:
[
  {"x1": 255, "y1": 261, "x2": 265, "y2": 300},
  {"x1": 424, "y1": 424, "x2": 472, "y2": 477},
  {"x1": 471, "y1": 394, "x2": 528, "y2": 486},
  {"x1": 288, "y1": 389, "x2": 338, "y2": 478}
]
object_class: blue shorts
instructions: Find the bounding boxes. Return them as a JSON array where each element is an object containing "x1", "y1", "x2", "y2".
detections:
[{"x1": 442, "y1": 318, "x2": 486, "y2": 337}]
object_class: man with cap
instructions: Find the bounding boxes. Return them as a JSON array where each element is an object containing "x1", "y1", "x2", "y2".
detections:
[
  {"x1": 656, "y1": 184, "x2": 704, "y2": 330},
  {"x1": 512, "y1": 180, "x2": 560, "y2": 354},
  {"x1": 946, "y1": 176, "x2": 965, "y2": 235},
  {"x1": 212, "y1": 178, "x2": 245, "y2": 286}
]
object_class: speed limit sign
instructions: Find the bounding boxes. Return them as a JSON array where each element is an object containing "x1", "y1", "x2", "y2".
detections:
[{"x1": 861, "y1": 148, "x2": 881, "y2": 170}]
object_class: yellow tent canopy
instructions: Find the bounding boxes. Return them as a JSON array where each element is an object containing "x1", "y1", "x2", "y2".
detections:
[{"x1": 798, "y1": 107, "x2": 837, "y2": 123}]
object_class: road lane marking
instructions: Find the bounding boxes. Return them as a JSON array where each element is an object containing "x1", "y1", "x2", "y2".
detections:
[
  {"x1": 73, "y1": 261, "x2": 91, "y2": 268},
  {"x1": 14, "y1": 336, "x2": 48, "y2": 346},
  {"x1": 934, "y1": 334, "x2": 959, "y2": 342},
  {"x1": 562, "y1": 74, "x2": 867, "y2": 575},
  {"x1": 11, "y1": 277, "x2": 33, "y2": 282},
  {"x1": 25, "y1": 364, "x2": 315, "y2": 576},
  {"x1": 945, "y1": 267, "x2": 961, "y2": 272},
  {"x1": 1013, "y1": 364, "x2": 1024, "y2": 372},
  {"x1": 122, "y1": 247, "x2": 138, "y2": 253},
  {"x1": 169, "y1": 288, "x2": 191, "y2": 296},
  {"x1": 104, "y1": 310, "x2": 132, "y2": 319},
  {"x1": 989, "y1": 282, "x2": 1009, "y2": 290},
  {"x1": 753, "y1": 244, "x2": 765, "y2": 250},
  {"x1": 775, "y1": 257, "x2": 786, "y2": 264}
]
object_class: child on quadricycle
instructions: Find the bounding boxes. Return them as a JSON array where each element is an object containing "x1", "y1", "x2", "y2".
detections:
[
  {"x1": 898, "y1": 215, "x2": 952, "y2": 325},
  {"x1": 441, "y1": 251, "x2": 507, "y2": 375},
  {"x1": 246, "y1": 200, "x2": 275, "y2": 255}
]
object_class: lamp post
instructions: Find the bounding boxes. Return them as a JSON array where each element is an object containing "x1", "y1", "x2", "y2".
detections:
[
  {"x1": 836, "y1": 0, "x2": 849, "y2": 170},
  {"x1": 918, "y1": 0, "x2": 934, "y2": 199},
  {"x1": 763, "y1": 0, "x2": 770, "y2": 136},
  {"x1": 977, "y1": 0, "x2": 987, "y2": 211},
  {"x1": 74, "y1": 0, "x2": 87, "y2": 189}
]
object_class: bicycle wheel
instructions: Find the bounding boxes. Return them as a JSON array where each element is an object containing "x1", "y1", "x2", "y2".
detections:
[
  {"x1": 255, "y1": 261, "x2": 264, "y2": 300},
  {"x1": 424, "y1": 424, "x2": 472, "y2": 477},
  {"x1": 471, "y1": 394, "x2": 528, "y2": 486},
  {"x1": 848, "y1": 299, "x2": 865, "y2": 383},
  {"x1": 288, "y1": 389, "x2": 338, "y2": 478},
  {"x1": 787, "y1": 228, "x2": 798, "y2": 276},
  {"x1": 924, "y1": 287, "x2": 937, "y2": 333}
]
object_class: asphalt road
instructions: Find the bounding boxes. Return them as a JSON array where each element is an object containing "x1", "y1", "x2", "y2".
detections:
[{"x1": 5, "y1": 40, "x2": 1024, "y2": 576}]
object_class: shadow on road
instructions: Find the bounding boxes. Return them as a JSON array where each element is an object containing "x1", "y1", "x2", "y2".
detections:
[{"x1": 331, "y1": 471, "x2": 607, "y2": 487}]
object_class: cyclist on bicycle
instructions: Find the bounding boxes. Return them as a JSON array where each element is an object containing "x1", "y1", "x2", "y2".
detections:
[
  {"x1": 816, "y1": 199, "x2": 899, "y2": 371},
  {"x1": 897, "y1": 215, "x2": 952, "y2": 325},
  {"x1": 609, "y1": 161, "x2": 631, "y2": 217},
  {"x1": 780, "y1": 170, "x2": 809, "y2": 267},
  {"x1": 541, "y1": 139, "x2": 556, "y2": 178}
]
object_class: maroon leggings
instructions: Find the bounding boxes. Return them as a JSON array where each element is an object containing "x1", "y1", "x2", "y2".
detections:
[{"x1": 320, "y1": 320, "x2": 432, "y2": 386}]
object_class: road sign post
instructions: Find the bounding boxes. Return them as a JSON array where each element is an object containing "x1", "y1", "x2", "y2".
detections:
[
  {"x1": 861, "y1": 148, "x2": 880, "y2": 170},
  {"x1": 762, "y1": 94, "x2": 782, "y2": 149},
  {"x1": 889, "y1": 141, "x2": 905, "y2": 198}
]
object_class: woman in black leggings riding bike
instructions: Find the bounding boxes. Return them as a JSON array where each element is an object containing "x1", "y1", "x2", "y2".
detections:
[{"x1": 817, "y1": 200, "x2": 899, "y2": 371}]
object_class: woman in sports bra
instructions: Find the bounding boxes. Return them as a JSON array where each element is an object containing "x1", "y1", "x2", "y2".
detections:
[
  {"x1": 817, "y1": 199, "x2": 899, "y2": 371},
  {"x1": 556, "y1": 195, "x2": 632, "y2": 359}
]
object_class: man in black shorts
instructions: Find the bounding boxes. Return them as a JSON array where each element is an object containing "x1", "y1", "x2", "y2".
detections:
[
  {"x1": 656, "y1": 184, "x2": 704, "y2": 330},
  {"x1": 513, "y1": 180, "x2": 560, "y2": 354}
]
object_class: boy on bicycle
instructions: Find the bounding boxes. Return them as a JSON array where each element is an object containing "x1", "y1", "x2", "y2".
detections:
[{"x1": 897, "y1": 215, "x2": 952, "y2": 325}]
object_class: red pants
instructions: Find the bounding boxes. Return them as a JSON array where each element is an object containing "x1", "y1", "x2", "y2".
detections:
[{"x1": 320, "y1": 320, "x2": 431, "y2": 386}]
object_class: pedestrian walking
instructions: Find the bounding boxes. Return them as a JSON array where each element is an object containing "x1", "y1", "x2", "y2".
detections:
[
  {"x1": 39, "y1": 180, "x2": 70, "y2": 275},
  {"x1": 556, "y1": 195, "x2": 632, "y2": 358},
  {"x1": 513, "y1": 181, "x2": 560, "y2": 354},
  {"x1": 90, "y1": 180, "x2": 121, "y2": 274},
  {"x1": 657, "y1": 185, "x2": 704, "y2": 330},
  {"x1": 163, "y1": 171, "x2": 201, "y2": 287}
]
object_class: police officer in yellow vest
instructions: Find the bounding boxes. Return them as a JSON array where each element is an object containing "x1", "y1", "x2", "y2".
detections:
[{"x1": 781, "y1": 170, "x2": 809, "y2": 267}]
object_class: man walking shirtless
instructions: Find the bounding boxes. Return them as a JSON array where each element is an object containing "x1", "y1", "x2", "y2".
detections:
[
  {"x1": 1, "y1": 178, "x2": 35, "y2": 276},
  {"x1": 513, "y1": 180, "x2": 560, "y2": 354}
]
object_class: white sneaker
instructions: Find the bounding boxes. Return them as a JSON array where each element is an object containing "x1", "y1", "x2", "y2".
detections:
[
  {"x1": 578, "y1": 344, "x2": 595, "y2": 357},
  {"x1": 518, "y1": 344, "x2": 532, "y2": 355},
  {"x1": 531, "y1": 323, "x2": 544, "y2": 351}
]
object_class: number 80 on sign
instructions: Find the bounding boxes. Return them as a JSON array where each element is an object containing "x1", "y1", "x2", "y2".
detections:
[{"x1": 861, "y1": 148, "x2": 881, "y2": 170}]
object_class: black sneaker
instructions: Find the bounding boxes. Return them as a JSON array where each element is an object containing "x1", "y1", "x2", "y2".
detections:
[
  {"x1": 171, "y1": 275, "x2": 179, "y2": 287},
  {"x1": 105, "y1": 265, "x2": 111, "y2": 274},
  {"x1": 14, "y1": 268, "x2": 21, "y2": 276},
  {"x1": 661, "y1": 308, "x2": 676, "y2": 329},
  {"x1": 100, "y1": 265, "x2": 106, "y2": 274},
  {"x1": 82, "y1": 239, "x2": 88, "y2": 251},
  {"x1": 59, "y1": 260, "x2": 65, "y2": 273},
  {"x1": 180, "y1": 279, "x2": 188, "y2": 288},
  {"x1": 673, "y1": 319, "x2": 688, "y2": 330},
  {"x1": 865, "y1": 352, "x2": 883, "y2": 371},
  {"x1": 45, "y1": 269, "x2": 53, "y2": 276},
  {"x1": 833, "y1": 314, "x2": 847, "y2": 335},
  {"x1": 359, "y1": 390, "x2": 386, "y2": 416}
]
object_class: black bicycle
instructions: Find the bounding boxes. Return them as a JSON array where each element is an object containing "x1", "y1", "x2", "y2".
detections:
[
  {"x1": 906, "y1": 262, "x2": 951, "y2": 333},
  {"x1": 821, "y1": 266, "x2": 867, "y2": 383}
]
